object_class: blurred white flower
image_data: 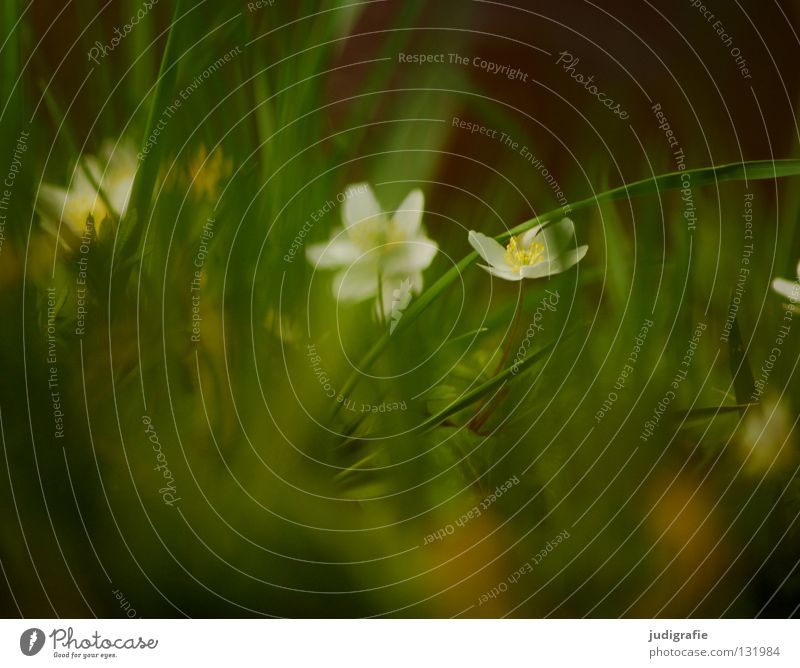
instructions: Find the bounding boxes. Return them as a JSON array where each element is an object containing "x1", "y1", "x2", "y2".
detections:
[
  {"x1": 36, "y1": 140, "x2": 138, "y2": 238},
  {"x1": 468, "y1": 217, "x2": 587, "y2": 281},
  {"x1": 306, "y1": 183, "x2": 437, "y2": 318},
  {"x1": 737, "y1": 394, "x2": 796, "y2": 477},
  {"x1": 772, "y1": 261, "x2": 800, "y2": 311}
]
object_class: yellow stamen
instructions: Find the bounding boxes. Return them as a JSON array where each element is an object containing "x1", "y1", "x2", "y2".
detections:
[
  {"x1": 348, "y1": 218, "x2": 409, "y2": 250},
  {"x1": 504, "y1": 235, "x2": 544, "y2": 271},
  {"x1": 348, "y1": 220, "x2": 385, "y2": 249}
]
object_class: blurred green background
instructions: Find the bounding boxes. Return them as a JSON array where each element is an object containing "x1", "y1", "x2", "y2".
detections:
[{"x1": 1, "y1": 0, "x2": 799, "y2": 617}]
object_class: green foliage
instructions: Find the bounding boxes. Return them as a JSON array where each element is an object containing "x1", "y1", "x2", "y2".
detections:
[{"x1": 1, "y1": 1, "x2": 799, "y2": 619}]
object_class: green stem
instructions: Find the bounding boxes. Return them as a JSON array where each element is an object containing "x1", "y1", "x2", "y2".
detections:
[
  {"x1": 376, "y1": 269, "x2": 386, "y2": 329},
  {"x1": 494, "y1": 283, "x2": 526, "y2": 375},
  {"x1": 417, "y1": 329, "x2": 580, "y2": 434},
  {"x1": 122, "y1": 0, "x2": 183, "y2": 255},
  {"x1": 468, "y1": 284, "x2": 525, "y2": 432}
]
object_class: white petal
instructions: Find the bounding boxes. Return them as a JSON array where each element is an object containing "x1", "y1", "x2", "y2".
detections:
[
  {"x1": 520, "y1": 244, "x2": 588, "y2": 278},
  {"x1": 71, "y1": 157, "x2": 103, "y2": 193},
  {"x1": 343, "y1": 183, "x2": 383, "y2": 229},
  {"x1": 36, "y1": 184, "x2": 70, "y2": 218},
  {"x1": 534, "y1": 217, "x2": 576, "y2": 263},
  {"x1": 332, "y1": 259, "x2": 379, "y2": 303},
  {"x1": 103, "y1": 140, "x2": 138, "y2": 176},
  {"x1": 773, "y1": 277, "x2": 799, "y2": 302},
  {"x1": 520, "y1": 223, "x2": 544, "y2": 246},
  {"x1": 520, "y1": 262, "x2": 552, "y2": 279},
  {"x1": 79, "y1": 156, "x2": 102, "y2": 183},
  {"x1": 38, "y1": 184, "x2": 98, "y2": 235},
  {"x1": 550, "y1": 244, "x2": 588, "y2": 272},
  {"x1": 468, "y1": 231, "x2": 507, "y2": 268},
  {"x1": 392, "y1": 189, "x2": 424, "y2": 238},
  {"x1": 478, "y1": 263, "x2": 524, "y2": 281},
  {"x1": 381, "y1": 237, "x2": 438, "y2": 274},
  {"x1": 106, "y1": 173, "x2": 135, "y2": 216},
  {"x1": 306, "y1": 237, "x2": 362, "y2": 268}
]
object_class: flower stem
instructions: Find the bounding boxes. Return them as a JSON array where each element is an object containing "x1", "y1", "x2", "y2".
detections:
[
  {"x1": 494, "y1": 283, "x2": 526, "y2": 375},
  {"x1": 469, "y1": 283, "x2": 525, "y2": 432},
  {"x1": 376, "y1": 270, "x2": 387, "y2": 329}
]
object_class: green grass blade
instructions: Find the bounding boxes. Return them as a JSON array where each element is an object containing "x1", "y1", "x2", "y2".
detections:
[
  {"x1": 336, "y1": 251, "x2": 477, "y2": 403},
  {"x1": 124, "y1": 0, "x2": 183, "y2": 250},
  {"x1": 415, "y1": 332, "x2": 571, "y2": 433},
  {"x1": 506, "y1": 158, "x2": 800, "y2": 241},
  {"x1": 727, "y1": 312, "x2": 755, "y2": 409},
  {"x1": 674, "y1": 404, "x2": 755, "y2": 423},
  {"x1": 1, "y1": 0, "x2": 21, "y2": 137},
  {"x1": 445, "y1": 327, "x2": 489, "y2": 347}
]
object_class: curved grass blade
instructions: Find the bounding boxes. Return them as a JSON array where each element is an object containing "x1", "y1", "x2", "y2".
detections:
[{"x1": 505, "y1": 159, "x2": 800, "y2": 240}]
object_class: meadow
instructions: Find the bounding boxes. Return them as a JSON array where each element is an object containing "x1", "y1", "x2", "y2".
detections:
[{"x1": 0, "y1": 0, "x2": 799, "y2": 618}]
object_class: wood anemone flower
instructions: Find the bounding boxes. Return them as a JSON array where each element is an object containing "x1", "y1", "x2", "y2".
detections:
[
  {"x1": 772, "y1": 261, "x2": 800, "y2": 311},
  {"x1": 468, "y1": 217, "x2": 587, "y2": 281},
  {"x1": 36, "y1": 140, "x2": 138, "y2": 238},
  {"x1": 306, "y1": 183, "x2": 438, "y2": 317}
]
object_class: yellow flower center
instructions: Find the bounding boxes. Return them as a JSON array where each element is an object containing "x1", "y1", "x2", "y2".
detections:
[
  {"x1": 504, "y1": 235, "x2": 544, "y2": 271},
  {"x1": 348, "y1": 221, "x2": 384, "y2": 249},
  {"x1": 66, "y1": 193, "x2": 111, "y2": 233},
  {"x1": 348, "y1": 218, "x2": 406, "y2": 251}
]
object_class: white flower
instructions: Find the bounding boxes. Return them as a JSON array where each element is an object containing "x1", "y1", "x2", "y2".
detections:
[
  {"x1": 36, "y1": 140, "x2": 138, "y2": 238},
  {"x1": 772, "y1": 261, "x2": 800, "y2": 310},
  {"x1": 468, "y1": 217, "x2": 587, "y2": 281},
  {"x1": 306, "y1": 183, "x2": 438, "y2": 317},
  {"x1": 737, "y1": 394, "x2": 796, "y2": 477}
]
